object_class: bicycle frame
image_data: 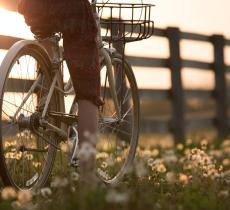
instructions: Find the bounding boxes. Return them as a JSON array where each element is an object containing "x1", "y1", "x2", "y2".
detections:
[{"x1": 11, "y1": 0, "x2": 121, "y2": 137}]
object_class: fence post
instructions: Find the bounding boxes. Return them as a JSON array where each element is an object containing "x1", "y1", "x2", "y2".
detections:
[
  {"x1": 211, "y1": 35, "x2": 228, "y2": 138},
  {"x1": 166, "y1": 27, "x2": 185, "y2": 142}
]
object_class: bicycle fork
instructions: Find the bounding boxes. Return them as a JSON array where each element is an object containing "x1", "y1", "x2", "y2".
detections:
[{"x1": 100, "y1": 48, "x2": 121, "y2": 119}]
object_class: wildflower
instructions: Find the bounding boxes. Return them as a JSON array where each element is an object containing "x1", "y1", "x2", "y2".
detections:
[
  {"x1": 1, "y1": 187, "x2": 17, "y2": 200},
  {"x1": 156, "y1": 163, "x2": 167, "y2": 173},
  {"x1": 223, "y1": 159, "x2": 230, "y2": 166},
  {"x1": 162, "y1": 151, "x2": 178, "y2": 165},
  {"x1": 97, "y1": 168, "x2": 110, "y2": 180},
  {"x1": 179, "y1": 173, "x2": 189, "y2": 185},
  {"x1": 135, "y1": 160, "x2": 147, "y2": 178},
  {"x1": 219, "y1": 165, "x2": 224, "y2": 173},
  {"x1": 96, "y1": 152, "x2": 109, "y2": 159},
  {"x1": 176, "y1": 144, "x2": 184, "y2": 151},
  {"x1": 11, "y1": 201, "x2": 21, "y2": 209},
  {"x1": 200, "y1": 139, "x2": 208, "y2": 150},
  {"x1": 40, "y1": 188, "x2": 52, "y2": 198},
  {"x1": 101, "y1": 162, "x2": 108, "y2": 169},
  {"x1": 70, "y1": 186, "x2": 76, "y2": 193},
  {"x1": 155, "y1": 202, "x2": 162, "y2": 209},
  {"x1": 147, "y1": 158, "x2": 154, "y2": 167},
  {"x1": 209, "y1": 150, "x2": 223, "y2": 158},
  {"x1": 184, "y1": 147, "x2": 220, "y2": 179},
  {"x1": 166, "y1": 172, "x2": 177, "y2": 184},
  {"x1": 218, "y1": 190, "x2": 229, "y2": 198},
  {"x1": 184, "y1": 149, "x2": 190, "y2": 156},
  {"x1": 106, "y1": 190, "x2": 129, "y2": 204},
  {"x1": 116, "y1": 156, "x2": 122, "y2": 162},
  {"x1": 221, "y1": 139, "x2": 230, "y2": 148},
  {"x1": 32, "y1": 161, "x2": 42, "y2": 168},
  {"x1": 105, "y1": 156, "x2": 115, "y2": 167},
  {"x1": 71, "y1": 172, "x2": 80, "y2": 182},
  {"x1": 17, "y1": 190, "x2": 33, "y2": 204},
  {"x1": 152, "y1": 149, "x2": 159, "y2": 157},
  {"x1": 185, "y1": 139, "x2": 193, "y2": 146},
  {"x1": 5, "y1": 152, "x2": 15, "y2": 159},
  {"x1": 60, "y1": 142, "x2": 70, "y2": 153},
  {"x1": 15, "y1": 152, "x2": 23, "y2": 160},
  {"x1": 50, "y1": 177, "x2": 69, "y2": 188},
  {"x1": 223, "y1": 170, "x2": 230, "y2": 184},
  {"x1": 141, "y1": 149, "x2": 152, "y2": 158}
]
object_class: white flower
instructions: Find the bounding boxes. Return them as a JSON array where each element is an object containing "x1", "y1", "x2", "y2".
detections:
[
  {"x1": 97, "y1": 168, "x2": 110, "y2": 180},
  {"x1": 40, "y1": 187, "x2": 52, "y2": 198},
  {"x1": 200, "y1": 139, "x2": 208, "y2": 150},
  {"x1": 155, "y1": 163, "x2": 167, "y2": 173},
  {"x1": 101, "y1": 162, "x2": 108, "y2": 169},
  {"x1": 11, "y1": 201, "x2": 21, "y2": 209},
  {"x1": 71, "y1": 172, "x2": 80, "y2": 182},
  {"x1": 50, "y1": 177, "x2": 69, "y2": 188},
  {"x1": 60, "y1": 142, "x2": 70, "y2": 153},
  {"x1": 166, "y1": 172, "x2": 177, "y2": 184},
  {"x1": 184, "y1": 147, "x2": 220, "y2": 179},
  {"x1": 17, "y1": 190, "x2": 33, "y2": 204},
  {"x1": 176, "y1": 144, "x2": 184, "y2": 151},
  {"x1": 162, "y1": 151, "x2": 178, "y2": 164},
  {"x1": 222, "y1": 159, "x2": 230, "y2": 166},
  {"x1": 185, "y1": 139, "x2": 193, "y2": 145},
  {"x1": 179, "y1": 173, "x2": 189, "y2": 185},
  {"x1": 218, "y1": 190, "x2": 229, "y2": 198},
  {"x1": 135, "y1": 160, "x2": 147, "y2": 178},
  {"x1": 152, "y1": 149, "x2": 159, "y2": 157},
  {"x1": 1, "y1": 187, "x2": 17, "y2": 200},
  {"x1": 147, "y1": 158, "x2": 154, "y2": 167},
  {"x1": 96, "y1": 152, "x2": 109, "y2": 159}
]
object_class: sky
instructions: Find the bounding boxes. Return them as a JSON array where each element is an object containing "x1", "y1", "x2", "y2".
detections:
[
  {"x1": 0, "y1": 0, "x2": 230, "y2": 90},
  {"x1": 154, "y1": 0, "x2": 230, "y2": 36}
]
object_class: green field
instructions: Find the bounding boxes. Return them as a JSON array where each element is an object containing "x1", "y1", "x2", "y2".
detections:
[{"x1": 0, "y1": 136, "x2": 230, "y2": 210}]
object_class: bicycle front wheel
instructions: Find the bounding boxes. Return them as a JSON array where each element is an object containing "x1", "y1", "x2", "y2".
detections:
[
  {"x1": 98, "y1": 52, "x2": 140, "y2": 184},
  {"x1": 0, "y1": 43, "x2": 61, "y2": 190}
]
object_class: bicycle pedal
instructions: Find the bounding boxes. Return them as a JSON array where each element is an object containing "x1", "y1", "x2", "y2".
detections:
[{"x1": 69, "y1": 158, "x2": 79, "y2": 168}]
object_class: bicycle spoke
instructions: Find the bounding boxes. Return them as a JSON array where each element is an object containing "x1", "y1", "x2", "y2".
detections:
[
  {"x1": 0, "y1": 47, "x2": 59, "y2": 189},
  {"x1": 2, "y1": 99, "x2": 34, "y2": 114}
]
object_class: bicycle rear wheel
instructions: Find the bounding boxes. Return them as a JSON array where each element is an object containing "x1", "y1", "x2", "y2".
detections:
[
  {"x1": 98, "y1": 53, "x2": 140, "y2": 184},
  {"x1": 0, "y1": 43, "x2": 61, "y2": 190}
]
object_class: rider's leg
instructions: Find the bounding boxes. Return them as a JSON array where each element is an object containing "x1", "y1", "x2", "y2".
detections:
[
  {"x1": 63, "y1": 34, "x2": 103, "y2": 183},
  {"x1": 78, "y1": 100, "x2": 98, "y2": 144},
  {"x1": 77, "y1": 100, "x2": 98, "y2": 182}
]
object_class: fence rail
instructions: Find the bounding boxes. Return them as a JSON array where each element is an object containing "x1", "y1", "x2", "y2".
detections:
[{"x1": 1, "y1": 2, "x2": 230, "y2": 141}]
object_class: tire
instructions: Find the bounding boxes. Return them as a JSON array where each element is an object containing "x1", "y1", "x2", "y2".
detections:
[
  {"x1": 97, "y1": 52, "x2": 140, "y2": 184},
  {"x1": 0, "y1": 44, "x2": 62, "y2": 190}
]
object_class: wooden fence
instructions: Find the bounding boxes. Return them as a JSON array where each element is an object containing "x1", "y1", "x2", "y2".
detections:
[
  {"x1": 1, "y1": 1, "x2": 230, "y2": 141},
  {"x1": 129, "y1": 27, "x2": 230, "y2": 141}
]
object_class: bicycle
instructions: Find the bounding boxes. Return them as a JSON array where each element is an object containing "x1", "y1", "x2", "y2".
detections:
[{"x1": 0, "y1": 1, "x2": 154, "y2": 190}]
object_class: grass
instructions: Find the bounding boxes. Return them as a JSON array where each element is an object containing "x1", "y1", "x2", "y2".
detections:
[{"x1": 0, "y1": 136, "x2": 230, "y2": 210}]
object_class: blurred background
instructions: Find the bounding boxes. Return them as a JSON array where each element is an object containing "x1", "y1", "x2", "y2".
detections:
[{"x1": 0, "y1": 0, "x2": 230, "y2": 145}]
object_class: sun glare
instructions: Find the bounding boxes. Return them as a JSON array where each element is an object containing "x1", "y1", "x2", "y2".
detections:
[{"x1": 0, "y1": 7, "x2": 32, "y2": 39}]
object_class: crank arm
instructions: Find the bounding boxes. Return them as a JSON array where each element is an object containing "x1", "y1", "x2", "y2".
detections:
[
  {"x1": 48, "y1": 111, "x2": 78, "y2": 125},
  {"x1": 19, "y1": 145, "x2": 48, "y2": 153}
]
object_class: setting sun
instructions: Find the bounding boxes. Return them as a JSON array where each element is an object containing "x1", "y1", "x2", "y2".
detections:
[{"x1": 0, "y1": 7, "x2": 32, "y2": 38}]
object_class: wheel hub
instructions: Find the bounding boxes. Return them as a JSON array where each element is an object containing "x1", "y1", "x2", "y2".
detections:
[{"x1": 18, "y1": 112, "x2": 41, "y2": 131}]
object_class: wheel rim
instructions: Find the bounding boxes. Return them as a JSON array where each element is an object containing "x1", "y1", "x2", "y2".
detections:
[
  {"x1": 97, "y1": 57, "x2": 139, "y2": 183},
  {"x1": 0, "y1": 49, "x2": 57, "y2": 189}
]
